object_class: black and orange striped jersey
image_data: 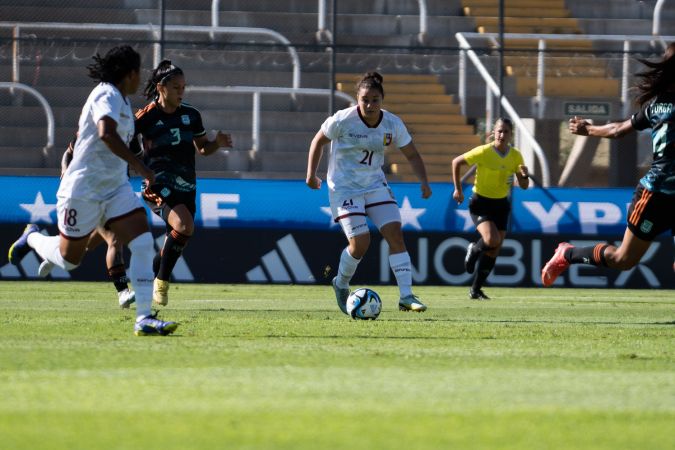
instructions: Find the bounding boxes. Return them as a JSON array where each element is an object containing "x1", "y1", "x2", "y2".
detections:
[{"x1": 134, "y1": 101, "x2": 206, "y2": 192}]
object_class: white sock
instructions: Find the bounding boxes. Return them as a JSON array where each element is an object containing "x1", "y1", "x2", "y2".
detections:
[
  {"x1": 127, "y1": 232, "x2": 155, "y2": 320},
  {"x1": 389, "y1": 251, "x2": 413, "y2": 297},
  {"x1": 27, "y1": 233, "x2": 79, "y2": 271},
  {"x1": 336, "y1": 247, "x2": 360, "y2": 289}
]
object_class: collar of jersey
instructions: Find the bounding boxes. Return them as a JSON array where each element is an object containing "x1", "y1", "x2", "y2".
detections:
[{"x1": 357, "y1": 108, "x2": 383, "y2": 128}]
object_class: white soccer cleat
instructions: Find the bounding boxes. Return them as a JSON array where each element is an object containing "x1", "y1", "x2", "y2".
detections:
[
  {"x1": 38, "y1": 260, "x2": 55, "y2": 278},
  {"x1": 118, "y1": 288, "x2": 136, "y2": 309},
  {"x1": 398, "y1": 294, "x2": 427, "y2": 312}
]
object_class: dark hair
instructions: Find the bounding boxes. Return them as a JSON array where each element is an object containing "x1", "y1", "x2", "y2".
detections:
[
  {"x1": 634, "y1": 42, "x2": 675, "y2": 106},
  {"x1": 356, "y1": 71, "x2": 385, "y2": 98},
  {"x1": 87, "y1": 45, "x2": 141, "y2": 85},
  {"x1": 143, "y1": 59, "x2": 184, "y2": 100},
  {"x1": 494, "y1": 117, "x2": 514, "y2": 132}
]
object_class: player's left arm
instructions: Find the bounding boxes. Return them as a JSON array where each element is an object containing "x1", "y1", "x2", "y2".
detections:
[
  {"x1": 194, "y1": 131, "x2": 233, "y2": 156},
  {"x1": 400, "y1": 141, "x2": 431, "y2": 199},
  {"x1": 515, "y1": 164, "x2": 530, "y2": 189}
]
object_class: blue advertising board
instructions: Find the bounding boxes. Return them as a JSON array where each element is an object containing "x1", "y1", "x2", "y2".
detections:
[{"x1": 0, "y1": 175, "x2": 646, "y2": 237}]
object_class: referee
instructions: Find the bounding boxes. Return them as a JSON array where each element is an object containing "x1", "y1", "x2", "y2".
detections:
[{"x1": 452, "y1": 118, "x2": 530, "y2": 299}]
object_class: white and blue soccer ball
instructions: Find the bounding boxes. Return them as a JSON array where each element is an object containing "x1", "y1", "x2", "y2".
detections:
[{"x1": 346, "y1": 288, "x2": 382, "y2": 320}]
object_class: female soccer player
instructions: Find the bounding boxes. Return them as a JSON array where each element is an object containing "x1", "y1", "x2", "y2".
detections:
[
  {"x1": 38, "y1": 138, "x2": 136, "y2": 309},
  {"x1": 134, "y1": 60, "x2": 232, "y2": 306},
  {"x1": 452, "y1": 118, "x2": 530, "y2": 300},
  {"x1": 8, "y1": 45, "x2": 177, "y2": 336},
  {"x1": 541, "y1": 43, "x2": 675, "y2": 285},
  {"x1": 306, "y1": 72, "x2": 432, "y2": 314}
]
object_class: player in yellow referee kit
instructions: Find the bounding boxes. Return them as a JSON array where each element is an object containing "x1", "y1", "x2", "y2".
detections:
[{"x1": 451, "y1": 118, "x2": 530, "y2": 299}]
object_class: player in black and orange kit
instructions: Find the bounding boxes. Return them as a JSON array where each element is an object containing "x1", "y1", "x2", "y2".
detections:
[
  {"x1": 542, "y1": 43, "x2": 675, "y2": 285},
  {"x1": 133, "y1": 60, "x2": 232, "y2": 306}
]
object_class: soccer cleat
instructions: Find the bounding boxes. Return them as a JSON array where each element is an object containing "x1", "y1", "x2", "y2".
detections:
[
  {"x1": 541, "y1": 242, "x2": 574, "y2": 287},
  {"x1": 464, "y1": 242, "x2": 479, "y2": 274},
  {"x1": 398, "y1": 294, "x2": 427, "y2": 312},
  {"x1": 8, "y1": 224, "x2": 39, "y2": 265},
  {"x1": 153, "y1": 278, "x2": 170, "y2": 306},
  {"x1": 38, "y1": 260, "x2": 55, "y2": 278},
  {"x1": 469, "y1": 288, "x2": 490, "y2": 300},
  {"x1": 118, "y1": 289, "x2": 136, "y2": 309},
  {"x1": 331, "y1": 276, "x2": 349, "y2": 315},
  {"x1": 133, "y1": 312, "x2": 178, "y2": 336}
]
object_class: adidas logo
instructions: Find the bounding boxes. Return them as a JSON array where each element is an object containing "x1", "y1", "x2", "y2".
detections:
[
  {"x1": 246, "y1": 234, "x2": 315, "y2": 283},
  {"x1": 156, "y1": 120, "x2": 164, "y2": 126}
]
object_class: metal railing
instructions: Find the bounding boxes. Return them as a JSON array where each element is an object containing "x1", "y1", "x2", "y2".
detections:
[
  {"x1": 0, "y1": 82, "x2": 54, "y2": 154},
  {"x1": 456, "y1": 32, "x2": 551, "y2": 187},
  {"x1": 653, "y1": 0, "x2": 669, "y2": 49},
  {"x1": 314, "y1": 0, "x2": 428, "y2": 44},
  {"x1": 186, "y1": 86, "x2": 355, "y2": 153},
  {"x1": 2, "y1": 22, "x2": 302, "y2": 90}
]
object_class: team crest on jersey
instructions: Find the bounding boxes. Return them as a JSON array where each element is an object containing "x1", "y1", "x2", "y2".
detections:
[
  {"x1": 181, "y1": 115, "x2": 190, "y2": 125},
  {"x1": 640, "y1": 220, "x2": 653, "y2": 234},
  {"x1": 383, "y1": 133, "x2": 392, "y2": 146}
]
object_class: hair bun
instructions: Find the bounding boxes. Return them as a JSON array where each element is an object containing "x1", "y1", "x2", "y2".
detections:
[{"x1": 363, "y1": 71, "x2": 383, "y2": 84}]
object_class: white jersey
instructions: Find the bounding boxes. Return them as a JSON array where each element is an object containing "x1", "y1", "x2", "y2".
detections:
[
  {"x1": 58, "y1": 82, "x2": 135, "y2": 201},
  {"x1": 321, "y1": 105, "x2": 412, "y2": 197}
]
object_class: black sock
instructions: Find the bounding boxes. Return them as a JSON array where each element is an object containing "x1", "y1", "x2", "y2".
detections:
[
  {"x1": 566, "y1": 244, "x2": 609, "y2": 267},
  {"x1": 157, "y1": 229, "x2": 190, "y2": 281},
  {"x1": 473, "y1": 238, "x2": 488, "y2": 254},
  {"x1": 472, "y1": 254, "x2": 496, "y2": 291},
  {"x1": 108, "y1": 264, "x2": 129, "y2": 293},
  {"x1": 153, "y1": 251, "x2": 161, "y2": 277}
]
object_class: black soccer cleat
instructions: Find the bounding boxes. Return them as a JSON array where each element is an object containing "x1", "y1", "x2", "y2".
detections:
[{"x1": 469, "y1": 288, "x2": 490, "y2": 300}]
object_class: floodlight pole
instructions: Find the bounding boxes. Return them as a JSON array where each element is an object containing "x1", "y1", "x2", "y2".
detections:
[{"x1": 498, "y1": 0, "x2": 504, "y2": 118}]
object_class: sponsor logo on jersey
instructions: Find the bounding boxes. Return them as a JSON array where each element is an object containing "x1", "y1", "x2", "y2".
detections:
[
  {"x1": 383, "y1": 133, "x2": 392, "y2": 145},
  {"x1": 348, "y1": 133, "x2": 368, "y2": 139},
  {"x1": 181, "y1": 115, "x2": 190, "y2": 125}
]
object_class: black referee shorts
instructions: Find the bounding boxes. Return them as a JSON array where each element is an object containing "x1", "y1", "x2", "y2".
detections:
[{"x1": 469, "y1": 193, "x2": 511, "y2": 231}]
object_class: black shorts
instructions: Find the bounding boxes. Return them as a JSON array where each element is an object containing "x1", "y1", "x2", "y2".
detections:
[
  {"x1": 142, "y1": 183, "x2": 196, "y2": 222},
  {"x1": 469, "y1": 193, "x2": 511, "y2": 231},
  {"x1": 626, "y1": 184, "x2": 675, "y2": 241}
]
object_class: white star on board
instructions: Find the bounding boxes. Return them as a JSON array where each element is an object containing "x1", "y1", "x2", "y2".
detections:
[
  {"x1": 20, "y1": 192, "x2": 57, "y2": 224},
  {"x1": 320, "y1": 206, "x2": 340, "y2": 227},
  {"x1": 398, "y1": 196, "x2": 425, "y2": 230},
  {"x1": 455, "y1": 209, "x2": 474, "y2": 231}
]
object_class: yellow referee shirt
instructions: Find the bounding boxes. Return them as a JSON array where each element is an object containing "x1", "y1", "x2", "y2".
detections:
[{"x1": 463, "y1": 143, "x2": 524, "y2": 199}]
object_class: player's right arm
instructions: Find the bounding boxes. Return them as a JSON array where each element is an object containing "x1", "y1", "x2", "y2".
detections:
[
  {"x1": 568, "y1": 116, "x2": 634, "y2": 139},
  {"x1": 451, "y1": 154, "x2": 468, "y2": 204},
  {"x1": 306, "y1": 130, "x2": 331, "y2": 190}
]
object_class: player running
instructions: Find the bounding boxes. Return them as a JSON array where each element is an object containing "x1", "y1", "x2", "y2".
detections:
[
  {"x1": 306, "y1": 71, "x2": 432, "y2": 314},
  {"x1": 133, "y1": 60, "x2": 232, "y2": 306},
  {"x1": 542, "y1": 43, "x2": 675, "y2": 286},
  {"x1": 452, "y1": 118, "x2": 530, "y2": 300},
  {"x1": 8, "y1": 45, "x2": 177, "y2": 336}
]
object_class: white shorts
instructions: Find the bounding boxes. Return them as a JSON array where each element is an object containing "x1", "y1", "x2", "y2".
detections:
[
  {"x1": 329, "y1": 186, "x2": 401, "y2": 238},
  {"x1": 56, "y1": 182, "x2": 144, "y2": 239}
]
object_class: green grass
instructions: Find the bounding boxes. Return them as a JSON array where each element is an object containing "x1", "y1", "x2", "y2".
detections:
[{"x1": 0, "y1": 282, "x2": 673, "y2": 450}]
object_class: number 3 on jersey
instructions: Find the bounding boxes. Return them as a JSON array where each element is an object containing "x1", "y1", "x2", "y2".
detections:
[
  {"x1": 360, "y1": 149, "x2": 374, "y2": 165},
  {"x1": 170, "y1": 127, "x2": 181, "y2": 145}
]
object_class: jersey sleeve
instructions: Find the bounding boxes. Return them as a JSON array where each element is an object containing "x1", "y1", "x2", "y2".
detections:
[
  {"x1": 320, "y1": 114, "x2": 341, "y2": 140},
  {"x1": 630, "y1": 105, "x2": 651, "y2": 131},
  {"x1": 463, "y1": 145, "x2": 484, "y2": 165},
  {"x1": 91, "y1": 89, "x2": 121, "y2": 125},
  {"x1": 394, "y1": 116, "x2": 412, "y2": 148},
  {"x1": 192, "y1": 110, "x2": 206, "y2": 138}
]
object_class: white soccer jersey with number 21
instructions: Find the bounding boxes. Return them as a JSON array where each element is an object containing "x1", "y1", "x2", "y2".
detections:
[{"x1": 321, "y1": 105, "x2": 412, "y2": 198}]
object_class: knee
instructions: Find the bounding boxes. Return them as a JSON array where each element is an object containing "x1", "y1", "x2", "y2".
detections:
[
  {"x1": 483, "y1": 235, "x2": 501, "y2": 249},
  {"x1": 172, "y1": 220, "x2": 194, "y2": 236}
]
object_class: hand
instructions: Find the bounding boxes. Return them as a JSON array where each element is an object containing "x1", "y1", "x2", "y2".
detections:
[
  {"x1": 569, "y1": 116, "x2": 590, "y2": 136},
  {"x1": 215, "y1": 131, "x2": 233, "y2": 148},
  {"x1": 135, "y1": 162, "x2": 155, "y2": 185},
  {"x1": 421, "y1": 183, "x2": 432, "y2": 199},
  {"x1": 453, "y1": 189, "x2": 464, "y2": 204},
  {"x1": 306, "y1": 175, "x2": 322, "y2": 190},
  {"x1": 518, "y1": 164, "x2": 529, "y2": 179}
]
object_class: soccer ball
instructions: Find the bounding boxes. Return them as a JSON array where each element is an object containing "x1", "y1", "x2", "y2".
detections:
[{"x1": 346, "y1": 288, "x2": 382, "y2": 320}]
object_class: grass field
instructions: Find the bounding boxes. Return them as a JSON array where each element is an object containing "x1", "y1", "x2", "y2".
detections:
[{"x1": 0, "y1": 281, "x2": 673, "y2": 450}]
